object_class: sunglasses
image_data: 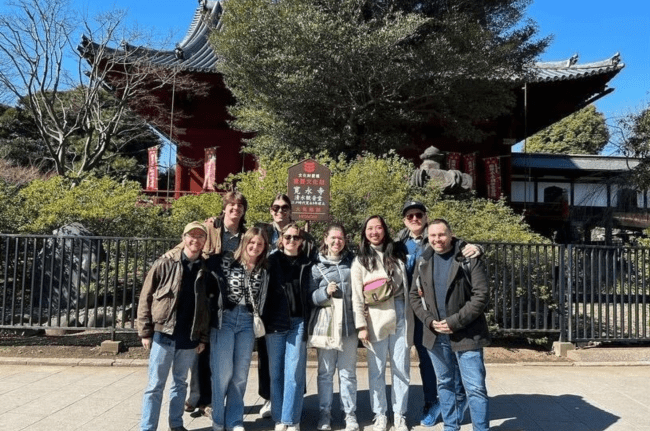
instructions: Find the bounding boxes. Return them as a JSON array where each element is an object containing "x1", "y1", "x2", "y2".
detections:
[
  {"x1": 405, "y1": 212, "x2": 425, "y2": 221},
  {"x1": 271, "y1": 204, "x2": 291, "y2": 213},
  {"x1": 283, "y1": 234, "x2": 302, "y2": 242}
]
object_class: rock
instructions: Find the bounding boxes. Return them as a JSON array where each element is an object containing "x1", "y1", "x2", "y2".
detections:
[{"x1": 31, "y1": 222, "x2": 105, "y2": 313}]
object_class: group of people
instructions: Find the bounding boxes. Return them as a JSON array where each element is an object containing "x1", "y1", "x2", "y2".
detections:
[{"x1": 136, "y1": 191, "x2": 492, "y2": 431}]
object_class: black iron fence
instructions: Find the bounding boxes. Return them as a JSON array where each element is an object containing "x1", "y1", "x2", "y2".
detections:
[
  {"x1": 1, "y1": 234, "x2": 176, "y2": 331},
  {"x1": 2, "y1": 234, "x2": 649, "y2": 343},
  {"x1": 481, "y1": 243, "x2": 650, "y2": 343}
]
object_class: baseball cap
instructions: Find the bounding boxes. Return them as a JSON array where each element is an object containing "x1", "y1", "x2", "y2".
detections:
[
  {"x1": 182, "y1": 221, "x2": 208, "y2": 237},
  {"x1": 402, "y1": 200, "x2": 427, "y2": 216}
]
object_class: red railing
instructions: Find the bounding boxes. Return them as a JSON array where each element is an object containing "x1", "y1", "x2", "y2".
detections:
[{"x1": 140, "y1": 189, "x2": 223, "y2": 207}]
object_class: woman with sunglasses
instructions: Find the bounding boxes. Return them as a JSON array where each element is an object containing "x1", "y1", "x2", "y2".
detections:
[
  {"x1": 351, "y1": 215, "x2": 412, "y2": 431},
  {"x1": 209, "y1": 227, "x2": 270, "y2": 431},
  {"x1": 263, "y1": 223, "x2": 313, "y2": 431},
  {"x1": 255, "y1": 194, "x2": 317, "y2": 418},
  {"x1": 309, "y1": 223, "x2": 359, "y2": 431},
  {"x1": 257, "y1": 193, "x2": 318, "y2": 257}
]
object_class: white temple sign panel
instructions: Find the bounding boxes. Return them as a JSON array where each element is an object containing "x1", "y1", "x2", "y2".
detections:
[
  {"x1": 573, "y1": 183, "x2": 608, "y2": 207},
  {"x1": 510, "y1": 181, "x2": 535, "y2": 203},
  {"x1": 146, "y1": 146, "x2": 159, "y2": 191},
  {"x1": 202, "y1": 147, "x2": 217, "y2": 191},
  {"x1": 287, "y1": 159, "x2": 331, "y2": 222}
]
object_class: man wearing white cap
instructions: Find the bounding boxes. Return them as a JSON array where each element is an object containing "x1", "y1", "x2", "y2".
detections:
[{"x1": 138, "y1": 221, "x2": 217, "y2": 431}]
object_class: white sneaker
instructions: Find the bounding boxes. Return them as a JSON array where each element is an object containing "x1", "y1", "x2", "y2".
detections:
[
  {"x1": 373, "y1": 415, "x2": 388, "y2": 431},
  {"x1": 345, "y1": 414, "x2": 359, "y2": 431},
  {"x1": 274, "y1": 423, "x2": 286, "y2": 431},
  {"x1": 317, "y1": 411, "x2": 331, "y2": 431},
  {"x1": 287, "y1": 425, "x2": 300, "y2": 431},
  {"x1": 261, "y1": 400, "x2": 272, "y2": 418},
  {"x1": 231, "y1": 426, "x2": 245, "y2": 431},
  {"x1": 393, "y1": 414, "x2": 408, "y2": 431}
]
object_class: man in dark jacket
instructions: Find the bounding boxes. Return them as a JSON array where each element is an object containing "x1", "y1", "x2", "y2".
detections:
[
  {"x1": 409, "y1": 219, "x2": 491, "y2": 431},
  {"x1": 138, "y1": 221, "x2": 216, "y2": 431},
  {"x1": 396, "y1": 201, "x2": 479, "y2": 427}
]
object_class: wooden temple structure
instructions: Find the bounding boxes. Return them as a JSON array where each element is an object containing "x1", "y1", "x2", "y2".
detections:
[{"x1": 80, "y1": 0, "x2": 625, "y2": 202}]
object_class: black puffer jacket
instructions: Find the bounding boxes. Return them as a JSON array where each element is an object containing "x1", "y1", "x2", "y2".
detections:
[{"x1": 262, "y1": 251, "x2": 313, "y2": 338}]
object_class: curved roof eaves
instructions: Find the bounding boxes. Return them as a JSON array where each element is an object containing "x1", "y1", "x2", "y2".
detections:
[{"x1": 529, "y1": 53, "x2": 624, "y2": 83}]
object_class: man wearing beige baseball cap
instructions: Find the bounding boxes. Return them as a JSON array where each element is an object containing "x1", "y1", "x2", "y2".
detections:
[{"x1": 137, "y1": 221, "x2": 219, "y2": 431}]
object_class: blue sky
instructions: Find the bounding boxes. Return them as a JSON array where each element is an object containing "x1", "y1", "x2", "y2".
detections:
[{"x1": 528, "y1": 0, "x2": 650, "y2": 121}]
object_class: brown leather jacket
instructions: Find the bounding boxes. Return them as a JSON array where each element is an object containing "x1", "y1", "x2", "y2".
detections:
[{"x1": 137, "y1": 248, "x2": 213, "y2": 344}]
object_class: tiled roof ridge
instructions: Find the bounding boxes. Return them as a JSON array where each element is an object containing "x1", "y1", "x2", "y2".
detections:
[
  {"x1": 534, "y1": 53, "x2": 622, "y2": 70},
  {"x1": 174, "y1": 0, "x2": 222, "y2": 63},
  {"x1": 81, "y1": 1, "x2": 624, "y2": 80},
  {"x1": 527, "y1": 53, "x2": 624, "y2": 83}
]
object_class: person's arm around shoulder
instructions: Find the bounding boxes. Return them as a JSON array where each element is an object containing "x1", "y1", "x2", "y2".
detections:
[
  {"x1": 459, "y1": 240, "x2": 483, "y2": 259},
  {"x1": 445, "y1": 256, "x2": 489, "y2": 332}
]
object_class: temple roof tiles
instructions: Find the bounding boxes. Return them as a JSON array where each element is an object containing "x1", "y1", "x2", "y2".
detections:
[
  {"x1": 103, "y1": 0, "x2": 224, "y2": 73},
  {"x1": 512, "y1": 152, "x2": 640, "y2": 172},
  {"x1": 529, "y1": 53, "x2": 624, "y2": 82},
  {"x1": 82, "y1": 0, "x2": 625, "y2": 81}
]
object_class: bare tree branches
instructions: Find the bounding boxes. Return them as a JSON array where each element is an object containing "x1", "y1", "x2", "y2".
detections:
[{"x1": 0, "y1": 0, "x2": 205, "y2": 178}]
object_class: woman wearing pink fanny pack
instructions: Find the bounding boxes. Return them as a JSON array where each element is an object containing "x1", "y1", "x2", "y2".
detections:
[{"x1": 350, "y1": 215, "x2": 413, "y2": 431}]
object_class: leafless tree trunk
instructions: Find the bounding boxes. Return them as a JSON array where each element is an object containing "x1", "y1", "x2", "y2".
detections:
[{"x1": 0, "y1": 0, "x2": 204, "y2": 178}]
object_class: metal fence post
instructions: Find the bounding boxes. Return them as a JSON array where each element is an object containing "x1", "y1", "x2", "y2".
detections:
[
  {"x1": 566, "y1": 244, "x2": 574, "y2": 342},
  {"x1": 558, "y1": 244, "x2": 567, "y2": 342}
]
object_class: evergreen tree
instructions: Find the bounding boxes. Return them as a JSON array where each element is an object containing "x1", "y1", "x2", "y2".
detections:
[
  {"x1": 524, "y1": 105, "x2": 609, "y2": 154},
  {"x1": 211, "y1": 0, "x2": 549, "y2": 158}
]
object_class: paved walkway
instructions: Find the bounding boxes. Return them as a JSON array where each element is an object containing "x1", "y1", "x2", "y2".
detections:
[{"x1": 1, "y1": 358, "x2": 649, "y2": 431}]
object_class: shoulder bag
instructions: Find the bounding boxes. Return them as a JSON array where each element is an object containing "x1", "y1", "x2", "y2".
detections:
[{"x1": 246, "y1": 271, "x2": 266, "y2": 338}]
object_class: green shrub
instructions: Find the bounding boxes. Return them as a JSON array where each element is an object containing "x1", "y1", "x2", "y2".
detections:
[
  {"x1": 13, "y1": 175, "x2": 165, "y2": 237},
  {"x1": 228, "y1": 151, "x2": 545, "y2": 246},
  {"x1": 166, "y1": 192, "x2": 225, "y2": 237},
  {"x1": 0, "y1": 179, "x2": 22, "y2": 233},
  {"x1": 4, "y1": 152, "x2": 546, "y2": 245}
]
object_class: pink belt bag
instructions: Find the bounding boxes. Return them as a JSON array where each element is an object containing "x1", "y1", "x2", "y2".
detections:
[{"x1": 363, "y1": 278, "x2": 394, "y2": 306}]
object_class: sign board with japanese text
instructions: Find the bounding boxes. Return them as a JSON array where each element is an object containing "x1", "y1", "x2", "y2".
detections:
[{"x1": 287, "y1": 159, "x2": 331, "y2": 221}]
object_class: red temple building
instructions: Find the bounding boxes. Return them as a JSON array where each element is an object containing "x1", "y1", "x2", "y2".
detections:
[{"x1": 81, "y1": 0, "x2": 624, "y2": 201}]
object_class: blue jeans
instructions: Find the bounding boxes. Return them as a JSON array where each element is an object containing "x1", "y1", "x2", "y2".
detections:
[
  {"x1": 210, "y1": 305, "x2": 255, "y2": 430},
  {"x1": 428, "y1": 335, "x2": 489, "y2": 431},
  {"x1": 140, "y1": 333, "x2": 197, "y2": 431},
  {"x1": 367, "y1": 298, "x2": 410, "y2": 417},
  {"x1": 414, "y1": 317, "x2": 437, "y2": 406},
  {"x1": 266, "y1": 317, "x2": 307, "y2": 425},
  {"x1": 316, "y1": 334, "x2": 358, "y2": 415}
]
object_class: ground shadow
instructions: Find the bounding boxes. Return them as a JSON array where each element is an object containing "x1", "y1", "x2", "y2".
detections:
[
  {"x1": 489, "y1": 393, "x2": 619, "y2": 431},
  {"x1": 238, "y1": 385, "x2": 619, "y2": 431}
]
